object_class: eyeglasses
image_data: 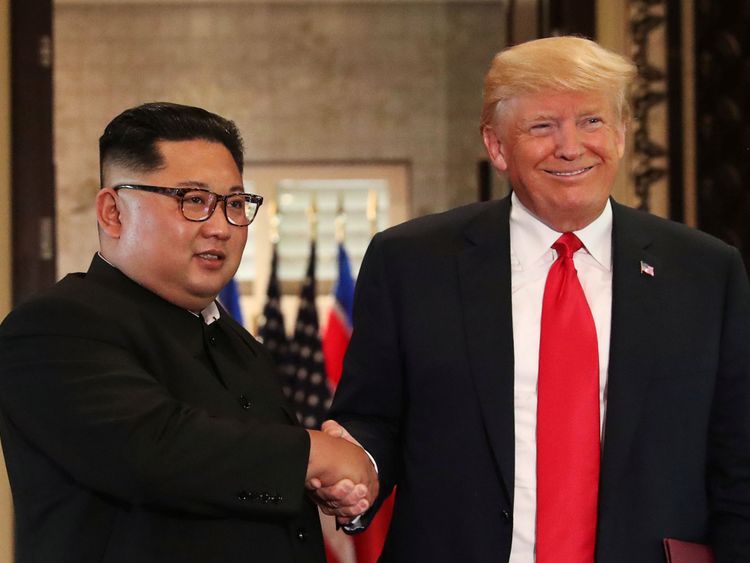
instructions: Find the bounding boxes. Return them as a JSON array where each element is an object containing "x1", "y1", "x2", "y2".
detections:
[{"x1": 113, "y1": 184, "x2": 263, "y2": 227}]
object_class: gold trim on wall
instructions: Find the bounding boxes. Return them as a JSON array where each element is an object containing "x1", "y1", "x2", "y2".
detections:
[
  {"x1": 1, "y1": 2, "x2": 15, "y2": 561},
  {"x1": 0, "y1": 0, "x2": 10, "y2": 318},
  {"x1": 681, "y1": 0, "x2": 696, "y2": 227}
]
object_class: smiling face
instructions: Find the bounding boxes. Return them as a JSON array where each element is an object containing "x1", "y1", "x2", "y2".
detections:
[
  {"x1": 482, "y1": 89, "x2": 626, "y2": 232},
  {"x1": 97, "y1": 139, "x2": 248, "y2": 312}
]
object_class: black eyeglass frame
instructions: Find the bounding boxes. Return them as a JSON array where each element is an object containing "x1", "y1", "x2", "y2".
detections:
[{"x1": 112, "y1": 184, "x2": 264, "y2": 226}]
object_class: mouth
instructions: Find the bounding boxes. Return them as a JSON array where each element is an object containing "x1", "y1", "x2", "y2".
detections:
[
  {"x1": 544, "y1": 165, "x2": 594, "y2": 177},
  {"x1": 195, "y1": 251, "x2": 226, "y2": 262}
]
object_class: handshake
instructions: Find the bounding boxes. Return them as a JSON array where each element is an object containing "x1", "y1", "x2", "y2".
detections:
[{"x1": 305, "y1": 420, "x2": 379, "y2": 525}]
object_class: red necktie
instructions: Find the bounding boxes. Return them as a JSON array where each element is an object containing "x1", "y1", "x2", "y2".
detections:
[{"x1": 536, "y1": 232, "x2": 600, "y2": 563}]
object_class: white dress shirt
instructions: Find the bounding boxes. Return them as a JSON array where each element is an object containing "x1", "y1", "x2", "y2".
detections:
[{"x1": 508, "y1": 193, "x2": 613, "y2": 562}]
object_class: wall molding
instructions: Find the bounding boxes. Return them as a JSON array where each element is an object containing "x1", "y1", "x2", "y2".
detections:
[{"x1": 55, "y1": 0, "x2": 504, "y2": 5}]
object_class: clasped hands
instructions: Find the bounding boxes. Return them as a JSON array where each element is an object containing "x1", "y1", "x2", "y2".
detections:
[{"x1": 306, "y1": 420, "x2": 378, "y2": 524}]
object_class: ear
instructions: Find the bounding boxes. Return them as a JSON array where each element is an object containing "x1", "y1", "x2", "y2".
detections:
[
  {"x1": 482, "y1": 126, "x2": 508, "y2": 172},
  {"x1": 615, "y1": 123, "x2": 626, "y2": 159},
  {"x1": 96, "y1": 188, "x2": 123, "y2": 239}
]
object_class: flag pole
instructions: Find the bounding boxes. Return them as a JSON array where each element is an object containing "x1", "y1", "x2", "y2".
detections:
[{"x1": 367, "y1": 189, "x2": 378, "y2": 238}]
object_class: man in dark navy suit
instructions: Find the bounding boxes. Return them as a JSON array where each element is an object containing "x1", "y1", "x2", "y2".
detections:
[{"x1": 317, "y1": 37, "x2": 750, "y2": 563}]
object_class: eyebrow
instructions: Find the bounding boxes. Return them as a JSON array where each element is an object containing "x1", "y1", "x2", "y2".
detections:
[
  {"x1": 526, "y1": 113, "x2": 557, "y2": 122},
  {"x1": 525, "y1": 107, "x2": 603, "y2": 121},
  {"x1": 521, "y1": 109, "x2": 606, "y2": 130},
  {"x1": 175, "y1": 180, "x2": 209, "y2": 189},
  {"x1": 576, "y1": 108, "x2": 603, "y2": 117},
  {"x1": 175, "y1": 180, "x2": 246, "y2": 193}
]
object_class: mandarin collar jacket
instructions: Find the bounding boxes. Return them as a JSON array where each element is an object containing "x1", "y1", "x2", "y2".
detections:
[{"x1": 0, "y1": 254, "x2": 325, "y2": 563}]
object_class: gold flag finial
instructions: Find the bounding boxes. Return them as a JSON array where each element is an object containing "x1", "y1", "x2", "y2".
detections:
[
  {"x1": 307, "y1": 194, "x2": 318, "y2": 241},
  {"x1": 334, "y1": 193, "x2": 346, "y2": 244},
  {"x1": 269, "y1": 199, "x2": 280, "y2": 245}
]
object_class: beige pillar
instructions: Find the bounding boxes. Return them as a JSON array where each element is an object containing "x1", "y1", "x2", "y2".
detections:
[{"x1": 597, "y1": 0, "x2": 638, "y2": 209}]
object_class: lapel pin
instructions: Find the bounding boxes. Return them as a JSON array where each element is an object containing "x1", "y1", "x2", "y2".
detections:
[{"x1": 640, "y1": 261, "x2": 655, "y2": 277}]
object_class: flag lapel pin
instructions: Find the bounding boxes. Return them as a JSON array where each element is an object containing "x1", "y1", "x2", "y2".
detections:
[{"x1": 640, "y1": 260, "x2": 655, "y2": 277}]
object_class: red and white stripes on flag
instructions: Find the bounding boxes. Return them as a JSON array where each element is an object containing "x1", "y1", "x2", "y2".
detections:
[{"x1": 323, "y1": 244, "x2": 394, "y2": 563}]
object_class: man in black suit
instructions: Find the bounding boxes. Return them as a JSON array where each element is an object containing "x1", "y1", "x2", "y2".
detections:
[
  {"x1": 316, "y1": 37, "x2": 750, "y2": 562},
  {"x1": 0, "y1": 102, "x2": 377, "y2": 562}
]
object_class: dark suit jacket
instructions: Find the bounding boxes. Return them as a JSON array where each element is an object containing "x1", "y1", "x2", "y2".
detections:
[
  {"x1": 0, "y1": 255, "x2": 325, "y2": 563},
  {"x1": 330, "y1": 196, "x2": 750, "y2": 563}
]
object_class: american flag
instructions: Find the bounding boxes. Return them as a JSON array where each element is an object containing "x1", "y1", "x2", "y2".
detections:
[
  {"x1": 257, "y1": 244, "x2": 292, "y2": 392},
  {"x1": 287, "y1": 241, "x2": 332, "y2": 429},
  {"x1": 323, "y1": 242, "x2": 394, "y2": 563},
  {"x1": 640, "y1": 260, "x2": 655, "y2": 277}
]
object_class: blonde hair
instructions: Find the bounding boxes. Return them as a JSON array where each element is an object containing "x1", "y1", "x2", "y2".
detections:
[{"x1": 480, "y1": 36, "x2": 637, "y2": 129}]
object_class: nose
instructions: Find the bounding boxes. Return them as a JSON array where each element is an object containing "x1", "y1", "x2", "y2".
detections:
[
  {"x1": 200, "y1": 202, "x2": 232, "y2": 239},
  {"x1": 554, "y1": 121, "x2": 584, "y2": 161}
]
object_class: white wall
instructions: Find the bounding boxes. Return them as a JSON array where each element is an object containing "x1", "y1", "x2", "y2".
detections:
[{"x1": 54, "y1": 1, "x2": 506, "y2": 276}]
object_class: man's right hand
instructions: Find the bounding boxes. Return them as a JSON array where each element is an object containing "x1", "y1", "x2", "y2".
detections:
[{"x1": 305, "y1": 429, "x2": 379, "y2": 519}]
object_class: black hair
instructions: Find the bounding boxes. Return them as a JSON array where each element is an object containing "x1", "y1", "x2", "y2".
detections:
[{"x1": 99, "y1": 101, "x2": 245, "y2": 186}]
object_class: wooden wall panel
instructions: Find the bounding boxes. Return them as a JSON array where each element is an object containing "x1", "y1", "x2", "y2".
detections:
[{"x1": 694, "y1": 0, "x2": 750, "y2": 270}]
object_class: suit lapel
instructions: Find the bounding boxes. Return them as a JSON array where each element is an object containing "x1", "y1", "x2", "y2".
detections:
[
  {"x1": 599, "y1": 202, "x2": 663, "y2": 519},
  {"x1": 457, "y1": 197, "x2": 515, "y2": 502}
]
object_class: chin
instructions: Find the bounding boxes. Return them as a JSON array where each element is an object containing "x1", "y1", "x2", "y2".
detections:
[
  {"x1": 186, "y1": 280, "x2": 229, "y2": 301},
  {"x1": 206, "y1": 282, "x2": 230, "y2": 299}
]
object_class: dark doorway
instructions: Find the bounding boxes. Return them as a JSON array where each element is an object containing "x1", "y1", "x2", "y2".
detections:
[
  {"x1": 10, "y1": 0, "x2": 56, "y2": 305},
  {"x1": 540, "y1": 0, "x2": 596, "y2": 39}
]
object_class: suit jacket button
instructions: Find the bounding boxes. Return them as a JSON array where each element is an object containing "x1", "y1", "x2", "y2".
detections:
[
  {"x1": 209, "y1": 336, "x2": 217, "y2": 345},
  {"x1": 501, "y1": 509, "x2": 511, "y2": 521},
  {"x1": 297, "y1": 528, "x2": 307, "y2": 542}
]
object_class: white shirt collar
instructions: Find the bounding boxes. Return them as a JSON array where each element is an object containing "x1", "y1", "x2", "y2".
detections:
[
  {"x1": 509, "y1": 192, "x2": 612, "y2": 271},
  {"x1": 199, "y1": 302, "x2": 221, "y2": 325}
]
